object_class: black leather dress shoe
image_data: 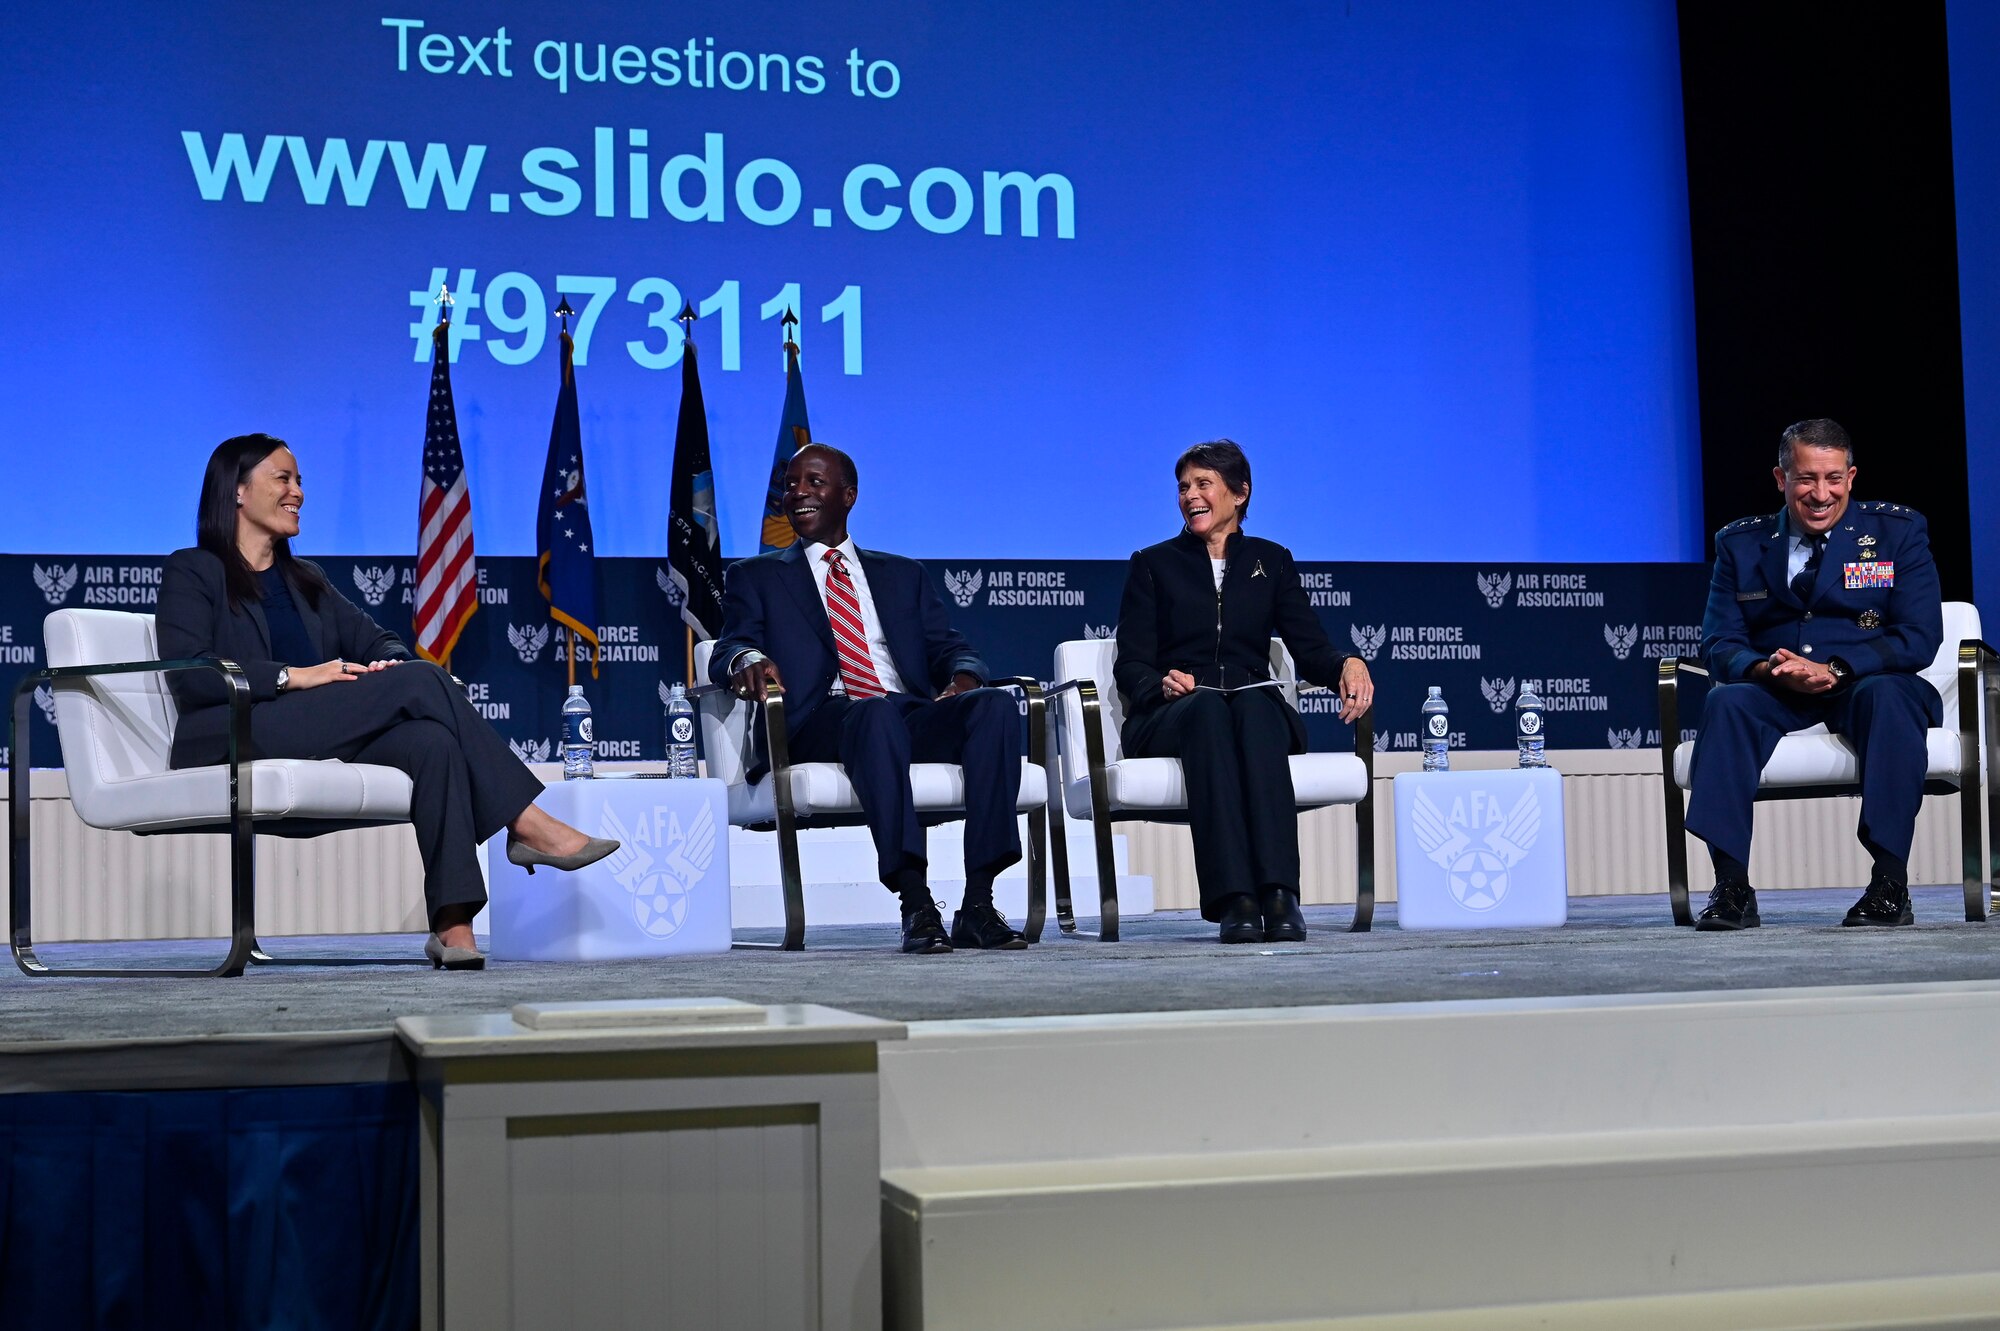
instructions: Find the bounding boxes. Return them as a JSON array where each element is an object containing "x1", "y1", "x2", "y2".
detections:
[
  {"x1": 900, "y1": 902, "x2": 954, "y2": 954},
  {"x1": 1262, "y1": 888, "x2": 1307, "y2": 943},
  {"x1": 1843, "y1": 879, "x2": 1914, "y2": 927},
  {"x1": 951, "y1": 902, "x2": 1027, "y2": 950},
  {"x1": 1219, "y1": 895, "x2": 1263, "y2": 944},
  {"x1": 1695, "y1": 882, "x2": 1760, "y2": 931}
]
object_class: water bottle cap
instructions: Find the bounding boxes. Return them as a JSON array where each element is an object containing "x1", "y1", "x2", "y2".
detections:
[
  {"x1": 567, "y1": 684, "x2": 584, "y2": 696},
  {"x1": 669, "y1": 682, "x2": 686, "y2": 698},
  {"x1": 1427, "y1": 686, "x2": 1442, "y2": 698}
]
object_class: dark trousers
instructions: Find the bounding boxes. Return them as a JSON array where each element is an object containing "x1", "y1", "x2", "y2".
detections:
[
  {"x1": 1686, "y1": 673, "x2": 1942, "y2": 868},
  {"x1": 787, "y1": 688, "x2": 1024, "y2": 891},
  {"x1": 1125, "y1": 688, "x2": 1303, "y2": 921},
  {"x1": 231, "y1": 662, "x2": 545, "y2": 927}
]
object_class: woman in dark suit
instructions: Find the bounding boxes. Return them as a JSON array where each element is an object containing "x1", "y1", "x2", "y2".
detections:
[
  {"x1": 158, "y1": 434, "x2": 617, "y2": 969},
  {"x1": 1115, "y1": 440, "x2": 1374, "y2": 943}
]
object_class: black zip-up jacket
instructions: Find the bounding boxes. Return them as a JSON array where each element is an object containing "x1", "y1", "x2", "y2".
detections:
[{"x1": 1113, "y1": 529, "x2": 1349, "y2": 725}]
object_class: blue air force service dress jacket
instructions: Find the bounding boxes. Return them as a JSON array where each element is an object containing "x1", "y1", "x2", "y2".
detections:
[{"x1": 1697, "y1": 501, "x2": 1942, "y2": 684}]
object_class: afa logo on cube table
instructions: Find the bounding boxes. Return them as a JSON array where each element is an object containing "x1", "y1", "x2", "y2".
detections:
[
  {"x1": 1409, "y1": 784, "x2": 1541, "y2": 912},
  {"x1": 596, "y1": 799, "x2": 719, "y2": 938}
]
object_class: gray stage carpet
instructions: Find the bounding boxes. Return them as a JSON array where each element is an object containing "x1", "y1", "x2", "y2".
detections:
[{"x1": 2, "y1": 886, "x2": 1997, "y2": 1044}]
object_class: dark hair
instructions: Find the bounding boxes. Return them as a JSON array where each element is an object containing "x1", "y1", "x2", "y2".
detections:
[
  {"x1": 195, "y1": 433, "x2": 329, "y2": 610},
  {"x1": 1778, "y1": 418, "x2": 1854, "y2": 471},
  {"x1": 794, "y1": 441, "x2": 858, "y2": 489},
  {"x1": 1175, "y1": 438, "x2": 1252, "y2": 517}
]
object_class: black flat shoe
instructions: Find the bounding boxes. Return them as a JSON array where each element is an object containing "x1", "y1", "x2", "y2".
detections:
[
  {"x1": 1843, "y1": 879, "x2": 1914, "y2": 927},
  {"x1": 951, "y1": 902, "x2": 1027, "y2": 950},
  {"x1": 1695, "y1": 882, "x2": 1760, "y2": 931},
  {"x1": 1219, "y1": 895, "x2": 1263, "y2": 944},
  {"x1": 901, "y1": 902, "x2": 954, "y2": 954},
  {"x1": 1262, "y1": 888, "x2": 1307, "y2": 943}
]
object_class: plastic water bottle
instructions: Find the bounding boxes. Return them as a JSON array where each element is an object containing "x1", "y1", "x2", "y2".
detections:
[
  {"x1": 665, "y1": 682, "x2": 698, "y2": 778},
  {"x1": 561, "y1": 684, "x2": 595, "y2": 780},
  {"x1": 1515, "y1": 685, "x2": 1547, "y2": 768},
  {"x1": 1421, "y1": 686, "x2": 1450, "y2": 771}
]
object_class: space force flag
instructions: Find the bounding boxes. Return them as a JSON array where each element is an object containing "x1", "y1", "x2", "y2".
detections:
[
  {"x1": 667, "y1": 332, "x2": 725, "y2": 641},
  {"x1": 759, "y1": 319, "x2": 813, "y2": 553},
  {"x1": 536, "y1": 326, "x2": 600, "y2": 677}
]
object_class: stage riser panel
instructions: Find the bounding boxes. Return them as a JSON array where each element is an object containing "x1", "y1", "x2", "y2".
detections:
[
  {"x1": 879, "y1": 984, "x2": 2000, "y2": 1328},
  {"x1": 886, "y1": 1131, "x2": 2000, "y2": 1330},
  {"x1": 5, "y1": 754, "x2": 1975, "y2": 940}
]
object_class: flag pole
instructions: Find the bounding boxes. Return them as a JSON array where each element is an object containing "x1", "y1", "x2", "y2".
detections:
[
  {"x1": 677, "y1": 299, "x2": 702, "y2": 689},
  {"x1": 553, "y1": 296, "x2": 582, "y2": 692}
]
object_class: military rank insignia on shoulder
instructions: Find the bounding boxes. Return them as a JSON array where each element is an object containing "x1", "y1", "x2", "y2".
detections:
[
  {"x1": 1853, "y1": 500, "x2": 1922, "y2": 521},
  {"x1": 1718, "y1": 513, "x2": 1778, "y2": 536}
]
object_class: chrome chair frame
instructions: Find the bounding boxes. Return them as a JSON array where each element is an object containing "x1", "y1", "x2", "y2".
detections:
[
  {"x1": 9, "y1": 658, "x2": 425, "y2": 977},
  {"x1": 692, "y1": 675, "x2": 1060, "y2": 952},
  {"x1": 1046, "y1": 677, "x2": 1376, "y2": 942},
  {"x1": 1657, "y1": 640, "x2": 2000, "y2": 927}
]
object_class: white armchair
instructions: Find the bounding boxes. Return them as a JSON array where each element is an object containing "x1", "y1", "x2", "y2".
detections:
[
  {"x1": 691, "y1": 641, "x2": 1062, "y2": 950},
  {"x1": 8, "y1": 608, "x2": 420, "y2": 976},
  {"x1": 1048, "y1": 637, "x2": 1376, "y2": 942},
  {"x1": 1659, "y1": 600, "x2": 1997, "y2": 925}
]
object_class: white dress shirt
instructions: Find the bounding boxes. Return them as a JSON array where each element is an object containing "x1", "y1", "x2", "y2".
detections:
[{"x1": 805, "y1": 537, "x2": 909, "y2": 695}]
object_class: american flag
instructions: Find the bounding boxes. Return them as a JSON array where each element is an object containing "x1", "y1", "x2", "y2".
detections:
[{"x1": 415, "y1": 317, "x2": 476, "y2": 667}]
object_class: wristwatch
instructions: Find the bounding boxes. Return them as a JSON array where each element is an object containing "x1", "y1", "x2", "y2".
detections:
[
  {"x1": 1825, "y1": 658, "x2": 1851, "y2": 684},
  {"x1": 275, "y1": 666, "x2": 291, "y2": 693}
]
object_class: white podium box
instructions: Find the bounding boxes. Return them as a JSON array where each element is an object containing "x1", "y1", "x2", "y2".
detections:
[
  {"x1": 485, "y1": 775, "x2": 732, "y2": 961},
  {"x1": 1392, "y1": 767, "x2": 1567, "y2": 929},
  {"x1": 400, "y1": 1002, "x2": 904, "y2": 1331}
]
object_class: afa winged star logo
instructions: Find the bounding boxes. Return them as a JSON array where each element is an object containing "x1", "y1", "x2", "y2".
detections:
[
  {"x1": 943, "y1": 569, "x2": 983, "y2": 609},
  {"x1": 1476, "y1": 571, "x2": 1512, "y2": 609},
  {"x1": 33, "y1": 563, "x2": 78, "y2": 606},
  {"x1": 1606, "y1": 726, "x2": 1644, "y2": 750},
  {"x1": 352, "y1": 566, "x2": 395, "y2": 607},
  {"x1": 1349, "y1": 624, "x2": 1386, "y2": 661},
  {"x1": 507, "y1": 622, "x2": 551, "y2": 664},
  {"x1": 1411, "y1": 783, "x2": 1541, "y2": 911},
  {"x1": 1081, "y1": 623, "x2": 1116, "y2": 640},
  {"x1": 508, "y1": 737, "x2": 553, "y2": 763},
  {"x1": 32, "y1": 685, "x2": 56, "y2": 727},
  {"x1": 1604, "y1": 623, "x2": 1639, "y2": 661},
  {"x1": 1480, "y1": 676, "x2": 1517, "y2": 713},
  {"x1": 596, "y1": 799, "x2": 718, "y2": 938},
  {"x1": 655, "y1": 566, "x2": 686, "y2": 611}
]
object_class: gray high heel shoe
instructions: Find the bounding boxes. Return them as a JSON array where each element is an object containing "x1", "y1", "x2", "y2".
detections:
[
  {"x1": 425, "y1": 933, "x2": 485, "y2": 971},
  {"x1": 507, "y1": 834, "x2": 620, "y2": 875}
]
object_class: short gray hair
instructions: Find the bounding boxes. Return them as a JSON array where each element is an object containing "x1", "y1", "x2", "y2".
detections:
[{"x1": 1778, "y1": 418, "x2": 1854, "y2": 471}]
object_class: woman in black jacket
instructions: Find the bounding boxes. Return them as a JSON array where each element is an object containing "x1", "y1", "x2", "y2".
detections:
[
  {"x1": 1115, "y1": 440, "x2": 1374, "y2": 942},
  {"x1": 157, "y1": 434, "x2": 617, "y2": 969}
]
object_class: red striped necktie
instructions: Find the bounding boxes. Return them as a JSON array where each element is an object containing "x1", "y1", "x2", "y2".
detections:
[{"x1": 822, "y1": 549, "x2": 886, "y2": 699}]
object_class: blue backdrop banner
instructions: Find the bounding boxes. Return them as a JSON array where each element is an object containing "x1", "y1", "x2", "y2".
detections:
[{"x1": 0, "y1": 554, "x2": 1710, "y2": 769}]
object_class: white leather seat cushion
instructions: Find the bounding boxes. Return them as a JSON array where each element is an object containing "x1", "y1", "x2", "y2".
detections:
[
  {"x1": 68, "y1": 758, "x2": 413, "y2": 832},
  {"x1": 1064, "y1": 752, "x2": 1367, "y2": 819},
  {"x1": 728, "y1": 760, "x2": 1048, "y2": 826},
  {"x1": 1672, "y1": 727, "x2": 1962, "y2": 792}
]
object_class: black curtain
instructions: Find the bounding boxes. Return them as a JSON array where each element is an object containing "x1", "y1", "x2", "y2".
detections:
[{"x1": 1677, "y1": 0, "x2": 1970, "y2": 597}]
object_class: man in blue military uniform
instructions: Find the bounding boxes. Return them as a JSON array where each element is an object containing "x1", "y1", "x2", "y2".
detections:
[{"x1": 1687, "y1": 418, "x2": 1943, "y2": 930}]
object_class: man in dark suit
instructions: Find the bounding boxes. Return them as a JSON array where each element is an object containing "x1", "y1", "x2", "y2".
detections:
[
  {"x1": 1687, "y1": 418, "x2": 1943, "y2": 930},
  {"x1": 711, "y1": 443, "x2": 1027, "y2": 954}
]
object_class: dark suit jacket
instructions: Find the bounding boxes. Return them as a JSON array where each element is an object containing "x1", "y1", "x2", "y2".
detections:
[
  {"x1": 1114, "y1": 529, "x2": 1349, "y2": 750},
  {"x1": 1699, "y1": 501, "x2": 1942, "y2": 684},
  {"x1": 156, "y1": 546, "x2": 411, "y2": 767},
  {"x1": 709, "y1": 543, "x2": 987, "y2": 766}
]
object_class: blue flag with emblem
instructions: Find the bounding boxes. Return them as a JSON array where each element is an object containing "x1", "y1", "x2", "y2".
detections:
[
  {"x1": 536, "y1": 327, "x2": 600, "y2": 678},
  {"x1": 758, "y1": 321, "x2": 813, "y2": 553}
]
